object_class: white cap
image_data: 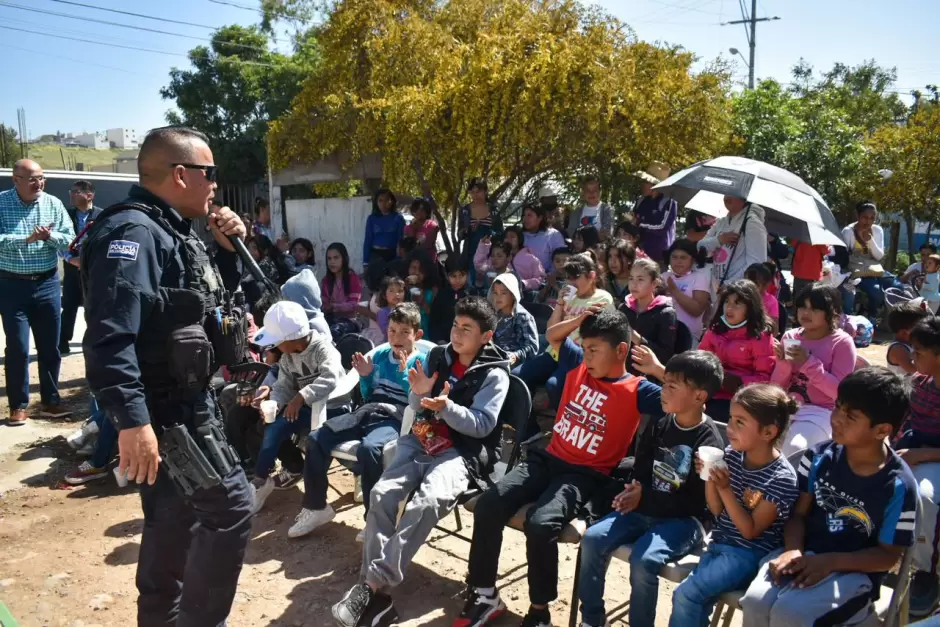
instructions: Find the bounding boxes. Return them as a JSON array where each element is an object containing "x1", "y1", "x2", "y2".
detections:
[
  {"x1": 538, "y1": 183, "x2": 558, "y2": 199},
  {"x1": 253, "y1": 301, "x2": 311, "y2": 347}
]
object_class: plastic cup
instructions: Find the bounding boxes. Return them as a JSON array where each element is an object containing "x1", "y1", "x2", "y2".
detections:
[
  {"x1": 782, "y1": 338, "x2": 802, "y2": 353},
  {"x1": 260, "y1": 400, "x2": 278, "y2": 424},
  {"x1": 562, "y1": 285, "x2": 577, "y2": 302},
  {"x1": 409, "y1": 287, "x2": 421, "y2": 298},
  {"x1": 697, "y1": 446, "x2": 726, "y2": 481},
  {"x1": 113, "y1": 465, "x2": 129, "y2": 488}
]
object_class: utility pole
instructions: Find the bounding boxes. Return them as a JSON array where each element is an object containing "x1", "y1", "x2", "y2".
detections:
[{"x1": 722, "y1": 0, "x2": 780, "y2": 89}]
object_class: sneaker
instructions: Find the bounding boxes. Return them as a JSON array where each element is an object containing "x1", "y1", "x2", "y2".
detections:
[
  {"x1": 64, "y1": 461, "x2": 108, "y2": 485},
  {"x1": 66, "y1": 420, "x2": 99, "y2": 449},
  {"x1": 250, "y1": 476, "x2": 275, "y2": 513},
  {"x1": 8, "y1": 408, "x2": 28, "y2": 426},
  {"x1": 354, "y1": 475, "x2": 364, "y2": 503},
  {"x1": 273, "y1": 469, "x2": 303, "y2": 490},
  {"x1": 356, "y1": 528, "x2": 365, "y2": 543},
  {"x1": 333, "y1": 583, "x2": 375, "y2": 627},
  {"x1": 287, "y1": 506, "x2": 336, "y2": 538},
  {"x1": 520, "y1": 608, "x2": 551, "y2": 627},
  {"x1": 911, "y1": 570, "x2": 940, "y2": 618},
  {"x1": 39, "y1": 404, "x2": 72, "y2": 419},
  {"x1": 358, "y1": 592, "x2": 399, "y2": 627},
  {"x1": 453, "y1": 587, "x2": 506, "y2": 627}
]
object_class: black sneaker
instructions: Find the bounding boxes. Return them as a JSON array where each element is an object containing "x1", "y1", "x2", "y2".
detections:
[
  {"x1": 333, "y1": 583, "x2": 374, "y2": 627},
  {"x1": 910, "y1": 570, "x2": 940, "y2": 618},
  {"x1": 520, "y1": 608, "x2": 551, "y2": 627},
  {"x1": 273, "y1": 469, "x2": 303, "y2": 490},
  {"x1": 453, "y1": 588, "x2": 506, "y2": 627},
  {"x1": 358, "y1": 592, "x2": 399, "y2": 627}
]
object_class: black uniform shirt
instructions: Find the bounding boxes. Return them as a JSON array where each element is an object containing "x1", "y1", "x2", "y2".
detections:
[{"x1": 81, "y1": 185, "x2": 195, "y2": 431}]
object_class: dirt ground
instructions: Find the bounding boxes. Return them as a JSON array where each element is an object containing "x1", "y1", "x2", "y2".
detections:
[{"x1": 0, "y1": 329, "x2": 889, "y2": 627}]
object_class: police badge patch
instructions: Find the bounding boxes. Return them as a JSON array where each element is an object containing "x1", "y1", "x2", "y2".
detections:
[{"x1": 107, "y1": 240, "x2": 140, "y2": 260}]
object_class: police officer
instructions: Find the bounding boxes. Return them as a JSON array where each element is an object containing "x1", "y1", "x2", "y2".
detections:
[{"x1": 81, "y1": 126, "x2": 252, "y2": 627}]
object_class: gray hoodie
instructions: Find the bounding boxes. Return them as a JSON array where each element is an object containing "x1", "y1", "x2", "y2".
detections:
[
  {"x1": 282, "y1": 269, "x2": 332, "y2": 341},
  {"x1": 487, "y1": 273, "x2": 539, "y2": 365},
  {"x1": 270, "y1": 333, "x2": 346, "y2": 408}
]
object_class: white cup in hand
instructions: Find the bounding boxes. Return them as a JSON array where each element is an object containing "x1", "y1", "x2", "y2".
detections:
[
  {"x1": 698, "y1": 446, "x2": 726, "y2": 481},
  {"x1": 782, "y1": 338, "x2": 801, "y2": 353},
  {"x1": 260, "y1": 400, "x2": 278, "y2": 424}
]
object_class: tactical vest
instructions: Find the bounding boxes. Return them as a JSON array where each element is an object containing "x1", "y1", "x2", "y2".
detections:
[{"x1": 86, "y1": 202, "x2": 249, "y2": 395}]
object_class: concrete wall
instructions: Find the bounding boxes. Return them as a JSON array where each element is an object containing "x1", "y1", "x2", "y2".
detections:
[{"x1": 284, "y1": 197, "x2": 372, "y2": 278}]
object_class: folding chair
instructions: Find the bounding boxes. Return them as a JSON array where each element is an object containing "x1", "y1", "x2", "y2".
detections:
[
  {"x1": 334, "y1": 334, "x2": 374, "y2": 371},
  {"x1": 523, "y1": 301, "x2": 555, "y2": 335},
  {"x1": 435, "y1": 374, "x2": 534, "y2": 542}
]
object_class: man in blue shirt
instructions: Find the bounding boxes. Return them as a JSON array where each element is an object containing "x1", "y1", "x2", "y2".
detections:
[
  {"x1": 0, "y1": 159, "x2": 75, "y2": 424},
  {"x1": 60, "y1": 180, "x2": 102, "y2": 355}
]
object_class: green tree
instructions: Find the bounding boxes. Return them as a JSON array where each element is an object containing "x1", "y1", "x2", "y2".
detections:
[
  {"x1": 0, "y1": 124, "x2": 18, "y2": 168},
  {"x1": 161, "y1": 24, "x2": 319, "y2": 183},
  {"x1": 268, "y1": 0, "x2": 732, "y2": 251}
]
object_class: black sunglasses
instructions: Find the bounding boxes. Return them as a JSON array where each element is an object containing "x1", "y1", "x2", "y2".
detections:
[{"x1": 172, "y1": 163, "x2": 218, "y2": 182}]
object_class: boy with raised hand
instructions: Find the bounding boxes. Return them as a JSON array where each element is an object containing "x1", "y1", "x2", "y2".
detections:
[
  {"x1": 893, "y1": 317, "x2": 940, "y2": 615},
  {"x1": 573, "y1": 349, "x2": 725, "y2": 627},
  {"x1": 287, "y1": 303, "x2": 424, "y2": 539},
  {"x1": 454, "y1": 307, "x2": 663, "y2": 627},
  {"x1": 332, "y1": 296, "x2": 510, "y2": 627},
  {"x1": 249, "y1": 300, "x2": 345, "y2": 513},
  {"x1": 740, "y1": 367, "x2": 918, "y2": 627}
]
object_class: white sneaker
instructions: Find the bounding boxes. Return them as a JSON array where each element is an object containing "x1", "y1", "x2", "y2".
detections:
[
  {"x1": 66, "y1": 420, "x2": 99, "y2": 450},
  {"x1": 354, "y1": 475, "x2": 363, "y2": 503},
  {"x1": 250, "y1": 477, "x2": 275, "y2": 513},
  {"x1": 356, "y1": 528, "x2": 365, "y2": 543},
  {"x1": 287, "y1": 506, "x2": 336, "y2": 538}
]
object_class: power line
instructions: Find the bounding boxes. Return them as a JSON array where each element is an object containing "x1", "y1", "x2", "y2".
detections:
[
  {"x1": 44, "y1": 0, "x2": 216, "y2": 30},
  {"x1": 0, "y1": 22, "x2": 279, "y2": 67},
  {"x1": 208, "y1": 0, "x2": 262, "y2": 11},
  {"x1": 0, "y1": 1, "x2": 271, "y2": 54},
  {"x1": 0, "y1": 42, "x2": 165, "y2": 78},
  {"x1": 723, "y1": 0, "x2": 781, "y2": 89}
]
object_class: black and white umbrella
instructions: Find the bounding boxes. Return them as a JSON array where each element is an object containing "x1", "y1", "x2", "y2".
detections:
[{"x1": 653, "y1": 156, "x2": 845, "y2": 247}]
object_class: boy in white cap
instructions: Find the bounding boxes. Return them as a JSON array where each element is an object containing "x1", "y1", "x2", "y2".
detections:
[{"x1": 249, "y1": 301, "x2": 345, "y2": 512}]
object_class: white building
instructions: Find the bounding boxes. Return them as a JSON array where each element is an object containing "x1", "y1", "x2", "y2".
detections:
[
  {"x1": 73, "y1": 132, "x2": 109, "y2": 150},
  {"x1": 106, "y1": 128, "x2": 137, "y2": 150}
]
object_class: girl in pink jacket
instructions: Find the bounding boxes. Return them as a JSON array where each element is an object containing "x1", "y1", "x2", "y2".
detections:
[
  {"x1": 699, "y1": 279, "x2": 776, "y2": 422},
  {"x1": 474, "y1": 226, "x2": 545, "y2": 292},
  {"x1": 772, "y1": 283, "x2": 856, "y2": 456}
]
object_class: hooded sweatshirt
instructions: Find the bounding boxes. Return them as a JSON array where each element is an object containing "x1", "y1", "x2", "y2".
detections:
[
  {"x1": 621, "y1": 294, "x2": 678, "y2": 375},
  {"x1": 474, "y1": 239, "x2": 546, "y2": 290},
  {"x1": 698, "y1": 324, "x2": 776, "y2": 400},
  {"x1": 282, "y1": 269, "x2": 332, "y2": 341},
  {"x1": 270, "y1": 333, "x2": 346, "y2": 409},
  {"x1": 487, "y1": 273, "x2": 539, "y2": 365},
  {"x1": 429, "y1": 282, "x2": 478, "y2": 344},
  {"x1": 409, "y1": 343, "x2": 510, "y2": 488}
]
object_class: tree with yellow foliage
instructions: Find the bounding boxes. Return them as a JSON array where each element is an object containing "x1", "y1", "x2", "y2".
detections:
[{"x1": 267, "y1": 0, "x2": 731, "y2": 252}]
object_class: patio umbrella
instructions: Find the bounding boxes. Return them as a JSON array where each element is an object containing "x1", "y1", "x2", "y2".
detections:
[{"x1": 653, "y1": 156, "x2": 846, "y2": 247}]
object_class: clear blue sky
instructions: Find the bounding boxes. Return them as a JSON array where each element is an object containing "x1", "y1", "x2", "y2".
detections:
[{"x1": 1, "y1": 0, "x2": 937, "y2": 139}]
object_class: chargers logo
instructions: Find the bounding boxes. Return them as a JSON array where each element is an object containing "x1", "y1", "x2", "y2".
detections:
[{"x1": 107, "y1": 240, "x2": 139, "y2": 260}]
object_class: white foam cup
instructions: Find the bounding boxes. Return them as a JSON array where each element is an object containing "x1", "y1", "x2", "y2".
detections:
[
  {"x1": 782, "y1": 338, "x2": 802, "y2": 354},
  {"x1": 409, "y1": 287, "x2": 422, "y2": 298},
  {"x1": 260, "y1": 400, "x2": 278, "y2": 424},
  {"x1": 113, "y1": 465, "x2": 129, "y2": 488},
  {"x1": 698, "y1": 446, "x2": 725, "y2": 481}
]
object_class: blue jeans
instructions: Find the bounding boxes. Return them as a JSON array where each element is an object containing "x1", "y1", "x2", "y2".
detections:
[
  {"x1": 578, "y1": 511, "x2": 704, "y2": 627},
  {"x1": 303, "y1": 416, "x2": 400, "y2": 512},
  {"x1": 840, "y1": 273, "x2": 901, "y2": 320},
  {"x1": 517, "y1": 351, "x2": 567, "y2": 408},
  {"x1": 669, "y1": 542, "x2": 766, "y2": 627},
  {"x1": 254, "y1": 405, "x2": 312, "y2": 479},
  {"x1": 0, "y1": 274, "x2": 62, "y2": 409},
  {"x1": 89, "y1": 396, "x2": 119, "y2": 470}
]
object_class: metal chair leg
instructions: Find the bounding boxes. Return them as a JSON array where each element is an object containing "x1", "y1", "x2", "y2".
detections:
[
  {"x1": 454, "y1": 507, "x2": 464, "y2": 532},
  {"x1": 569, "y1": 546, "x2": 583, "y2": 627},
  {"x1": 709, "y1": 602, "x2": 725, "y2": 627},
  {"x1": 721, "y1": 605, "x2": 736, "y2": 627}
]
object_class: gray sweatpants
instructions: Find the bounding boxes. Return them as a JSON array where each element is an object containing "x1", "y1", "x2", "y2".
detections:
[
  {"x1": 740, "y1": 549, "x2": 874, "y2": 627},
  {"x1": 911, "y1": 462, "x2": 940, "y2": 575},
  {"x1": 361, "y1": 434, "x2": 471, "y2": 591}
]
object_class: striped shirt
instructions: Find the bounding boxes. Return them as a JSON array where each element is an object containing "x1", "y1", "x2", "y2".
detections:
[
  {"x1": 0, "y1": 189, "x2": 74, "y2": 274},
  {"x1": 799, "y1": 441, "x2": 918, "y2": 556},
  {"x1": 907, "y1": 374, "x2": 940, "y2": 444},
  {"x1": 711, "y1": 447, "x2": 800, "y2": 554}
]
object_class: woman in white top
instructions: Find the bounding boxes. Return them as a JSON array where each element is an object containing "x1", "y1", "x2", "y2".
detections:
[
  {"x1": 697, "y1": 195, "x2": 768, "y2": 292},
  {"x1": 840, "y1": 200, "x2": 898, "y2": 321}
]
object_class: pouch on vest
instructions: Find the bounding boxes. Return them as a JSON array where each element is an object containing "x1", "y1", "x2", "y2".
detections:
[
  {"x1": 207, "y1": 299, "x2": 249, "y2": 368},
  {"x1": 161, "y1": 287, "x2": 215, "y2": 391}
]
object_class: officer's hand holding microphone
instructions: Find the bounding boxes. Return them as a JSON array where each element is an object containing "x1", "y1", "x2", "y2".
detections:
[{"x1": 119, "y1": 205, "x2": 247, "y2": 486}]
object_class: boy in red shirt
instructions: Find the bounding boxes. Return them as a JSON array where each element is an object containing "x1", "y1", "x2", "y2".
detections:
[
  {"x1": 454, "y1": 308, "x2": 664, "y2": 627},
  {"x1": 791, "y1": 239, "x2": 830, "y2": 301}
]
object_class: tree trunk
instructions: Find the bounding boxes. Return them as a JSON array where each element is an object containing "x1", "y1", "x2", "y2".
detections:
[
  {"x1": 887, "y1": 220, "x2": 901, "y2": 273},
  {"x1": 905, "y1": 213, "x2": 916, "y2": 260}
]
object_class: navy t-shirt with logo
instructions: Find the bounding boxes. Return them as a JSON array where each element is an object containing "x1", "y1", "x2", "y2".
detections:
[{"x1": 799, "y1": 441, "x2": 918, "y2": 561}]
